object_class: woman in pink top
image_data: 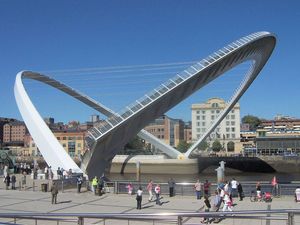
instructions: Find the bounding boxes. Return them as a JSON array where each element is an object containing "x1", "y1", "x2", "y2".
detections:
[{"x1": 146, "y1": 180, "x2": 153, "y2": 202}]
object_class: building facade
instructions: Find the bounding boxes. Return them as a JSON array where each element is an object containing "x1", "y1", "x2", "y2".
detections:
[
  {"x1": 24, "y1": 130, "x2": 85, "y2": 157},
  {"x1": 3, "y1": 121, "x2": 27, "y2": 146},
  {"x1": 144, "y1": 115, "x2": 185, "y2": 147},
  {"x1": 191, "y1": 97, "x2": 241, "y2": 151}
]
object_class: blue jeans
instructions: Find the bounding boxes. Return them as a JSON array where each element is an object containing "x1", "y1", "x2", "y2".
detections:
[{"x1": 196, "y1": 191, "x2": 202, "y2": 199}]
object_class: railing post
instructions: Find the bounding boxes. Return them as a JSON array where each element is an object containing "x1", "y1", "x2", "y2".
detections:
[
  {"x1": 78, "y1": 217, "x2": 84, "y2": 225},
  {"x1": 287, "y1": 212, "x2": 294, "y2": 225},
  {"x1": 177, "y1": 216, "x2": 183, "y2": 225}
]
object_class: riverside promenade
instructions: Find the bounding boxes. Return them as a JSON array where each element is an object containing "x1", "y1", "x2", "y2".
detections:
[{"x1": 0, "y1": 182, "x2": 300, "y2": 225}]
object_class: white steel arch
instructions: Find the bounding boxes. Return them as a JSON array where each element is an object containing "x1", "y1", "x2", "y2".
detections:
[{"x1": 15, "y1": 31, "x2": 276, "y2": 178}]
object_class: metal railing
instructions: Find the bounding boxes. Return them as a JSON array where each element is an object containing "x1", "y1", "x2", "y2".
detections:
[{"x1": 0, "y1": 209, "x2": 299, "y2": 225}]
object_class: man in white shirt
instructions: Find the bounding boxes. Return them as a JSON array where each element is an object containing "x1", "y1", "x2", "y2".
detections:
[{"x1": 231, "y1": 178, "x2": 238, "y2": 197}]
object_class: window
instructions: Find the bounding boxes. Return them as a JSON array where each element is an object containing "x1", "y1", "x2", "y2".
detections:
[
  {"x1": 63, "y1": 137, "x2": 66, "y2": 140},
  {"x1": 202, "y1": 110, "x2": 206, "y2": 114},
  {"x1": 231, "y1": 127, "x2": 235, "y2": 132},
  {"x1": 197, "y1": 116, "x2": 200, "y2": 120},
  {"x1": 211, "y1": 115, "x2": 215, "y2": 120},
  {"x1": 161, "y1": 135, "x2": 164, "y2": 139},
  {"x1": 57, "y1": 137, "x2": 60, "y2": 140},
  {"x1": 197, "y1": 128, "x2": 200, "y2": 132},
  {"x1": 226, "y1": 134, "x2": 230, "y2": 138},
  {"x1": 212, "y1": 103, "x2": 219, "y2": 108},
  {"x1": 77, "y1": 143, "x2": 81, "y2": 147},
  {"x1": 202, "y1": 122, "x2": 206, "y2": 126},
  {"x1": 216, "y1": 110, "x2": 220, "y2": 114},
  {"x1": 196, "y1": 110, "x2": 200, "y2": 114},
  {"x1": 211, "y1": 110, "x2": 215, "y2": 114},
  {"x1": 231, "y1": 134, "x2": 236, "y2": 138},
  {"x1": 202, "y1": 116, "x2": 206, "y2": 120},
  {"x1": 231, "y1": 115, "x2": 235, "y2": 119},
  {"x1": 231, "y1": 109, "x2": 235, "y2": 113},
  {"x1": 197, "y1": 122, "x2": 200, "y2": 126},
  {"x1": 63, "y1": 143, "x2": 66, "y2": 147},
  {"x1": 226, "y1": 121, "x2": 230, "y2": 126},
  {"x1": 226, "y1": 128, "x2": 230, "y2": 132},
  {"x1": 202, "y1": 128, "x2": 206, "y2": 132},
  {"x1": 226, "y1": 115, "x2": 229, "y2": 119},
  {"x1": 231, "y1": 121, "x2": 235, "y2": 125},
  {"x1": 68, "y1": 141, "x2": 76, "y2": 157}
]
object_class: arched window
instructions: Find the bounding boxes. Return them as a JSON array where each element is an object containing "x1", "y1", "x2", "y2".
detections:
[{"x1": 227, "y1": 141, "x2": 235, "y2": 152}]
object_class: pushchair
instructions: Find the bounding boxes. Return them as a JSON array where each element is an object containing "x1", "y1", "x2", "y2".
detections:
[{"x1": 263, "y1": 192, "x2": 272, "y2": 202}]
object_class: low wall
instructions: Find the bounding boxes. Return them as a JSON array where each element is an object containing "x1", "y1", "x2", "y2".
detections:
[{"x1": 110, "y1": 156, "x2": 198, "y2": 174}]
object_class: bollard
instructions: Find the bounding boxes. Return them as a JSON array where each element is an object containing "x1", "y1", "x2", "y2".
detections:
[
  {"x1": 219, "y1": 161, "x2": 226, "y2": 171},
  {"x1": 61, "y1": 180, "x2": 64, "y2": 193},
  {"x1": 33, "y1": 181, "x2": 35, "y2": 192},
  {"x1": 215, "y1": 167, "x2": 224, "y2": 183},
  {"x1": 19, "y1": 181, "x2": 21, "y2": 191}
]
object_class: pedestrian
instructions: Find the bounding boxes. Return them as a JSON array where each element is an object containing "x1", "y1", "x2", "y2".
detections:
[
  {"x1": 11, "y1": 174, "x2": 16, "y2": 190},
  {"x1": 212, "y1": 190, "x2": 222, "y2": 223},
  {"x1": 203, "y1": 180, "x2": 211, "y2": 197},
  {"x1": 201, "y1": 196, "x2": 211, "y2": 224},
  {"x1": 44, "y1": 166, "x2": 49, "y2": 180},
  {"x1": 237, "y1": 183, "x2": 244, "y2": 201},
  {"x1": 168, "y1": 178, "x2": 176, "y2": 197},
  {"x1": 194, "y1": 179, "x2": 202, "y2": 200},
  {"x1": 295, "y1": 187, "x2": 300, "y2": 202},
  {"x1": 50, "y1": 182, "x2": 59, "y2": 204},
  {"x1": 127, "y1": 183, "x2": 133, "y2": 195},
  {"x1": 154, "y1": 184, "x2": 161, "y2": 205},
  {"x1": 230, "y1": 178, "x2": 238, "y2": 197},
  {"x1": 271, "y1": 176, "x2": 279, "y2": 197},
  {"x1": 147, "y1": 180, "x2": 153, "y2": 202},
  {"x1": 91, "y1": 176, "x2": 98, "y2": 195},
  {"x1": 98, "y1": 177, "x2": 104, "y2": 196},
  {"x1": 136, "y1": 186, "x2": 143, "y2": 210},
  {"x1": 222, "y1": 192, "x2": 233, "y2": 212},
  {"x1": 4, "y1": 174, "x2": 10, "y2": 190},
  {"x1": 21, "y1": 172, "x2": 26, "y2": 190},
  {"x1": 57, "y1": 167, "x2": 61, "y2": 179},
  {"x1": 256, "y1": 182, "x2": 262, "y2": 200},
  {"x1": 77, "y1": 176, "x2": 83, "y2": 193}
]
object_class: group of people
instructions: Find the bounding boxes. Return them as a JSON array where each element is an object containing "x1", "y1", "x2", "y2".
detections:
[
  {"x1": 199, "y1": 178, "x2": 244, "y2": 224},
  {"x1": 3, "y1": 172, "x2": 27, "y2": 190},
  {"x1": 91, "y1": 175, "x2": 105, "y2": 196}
]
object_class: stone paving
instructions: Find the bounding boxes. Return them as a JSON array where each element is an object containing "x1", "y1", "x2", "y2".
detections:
[{"x1": 1, "y1": 180, "x2": 300, "y2": 225}]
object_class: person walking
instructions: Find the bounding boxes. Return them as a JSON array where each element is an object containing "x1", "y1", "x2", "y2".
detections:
[
  {"x1": 194, "y1": 179, "x2": 202, "y2": 200},
  {"x1": 21, "y1": 172, "x2": 26, "y2": 190},
  {"x1": 4, "y1": 174, "x2": 10, "y2": 190},
  {"x1": 168, "y1": 178, "x2": 176, "y2": 197},
  {"x1": 200, "y1": 196, "x2": 211, "y2": 224},
  {"x1": 256, "y1": 182, "x2": 262, "y2": 200},
  {"x1": 147, "y1": 180, "x2": 153, "y2": 202},
  {"x1": 154, "y1": 184, "x2": 161, "y2": 205},
  {"x1": 271, "y1": 176, "x2": 279, "y2": 197},
  {"x1": 136, "y1": 186, "x2": 143, "y2": 210},
  {"x1": 203, "y1": 180, "x2": 211, "y2": 197},
  {"x1": 230, "y1": 178, "x2": 238, "y2": 197},
  {"x1": 11, "y1": 174, "x2": 16, "y2": 190},
  {"x1": 222, "y1": 192, "x2": 233, "y2": 212},
  {"x1": 50, "y1": 182, "x2": 59, "y2": 204},
  {"x1": 127, "y1": 183, "x2": 133, "y2": 195},
  {"x1": 77, "y1": 176, "x2": 83, "y2": 193},
  {"x1": 237, "y1": 183, "x2": 244, "y2": 201},
  {"x1": 91, "y1": 176, "x2": 98, "y2": 195}
]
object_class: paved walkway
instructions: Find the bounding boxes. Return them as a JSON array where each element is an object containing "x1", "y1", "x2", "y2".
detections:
[{"x1": 0, "y1": 184, "x2": 300, "y2": 225}]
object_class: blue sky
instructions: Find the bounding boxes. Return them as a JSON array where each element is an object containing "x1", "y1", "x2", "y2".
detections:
[{"x1": 1, "y1": 1, "x2": 300, "y2": 123}]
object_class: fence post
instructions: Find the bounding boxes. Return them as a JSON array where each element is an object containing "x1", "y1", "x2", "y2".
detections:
[
  {"x1": 78, "y1": 217, "x2": 84, "y2": 225},
  {"x1": 287, "y1": 212, "x2": 294, "y2": 225},
  {"x1": 177, "y1": 216, "x2": 183, "y2": 225}
]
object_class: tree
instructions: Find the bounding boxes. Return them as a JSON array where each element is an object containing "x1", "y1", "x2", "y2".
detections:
[
  {"x1": 242, "y1": 115, "x2": 261, "y2": 131},
  {"x1": 198, "y1": 140, "x2": 209, "y2": 151},
  {"x1": 177, "y1": 140, "x2": 192, "y2": 153},
  {"x1": 212, "y1": 140, "x2": 222, "y2": 152},
  {"x1": 227, "y1": 141, "x2": 235, "y2": 152}
]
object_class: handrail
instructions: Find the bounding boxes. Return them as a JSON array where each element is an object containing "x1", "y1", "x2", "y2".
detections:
[{"x1": 0, "y1": 209, "x2": 298, "y2": 225}]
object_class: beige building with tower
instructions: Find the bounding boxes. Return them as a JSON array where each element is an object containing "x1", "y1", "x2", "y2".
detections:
[{"x1": 191, "y1": 97, "x2": 241, "y2": 152}]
